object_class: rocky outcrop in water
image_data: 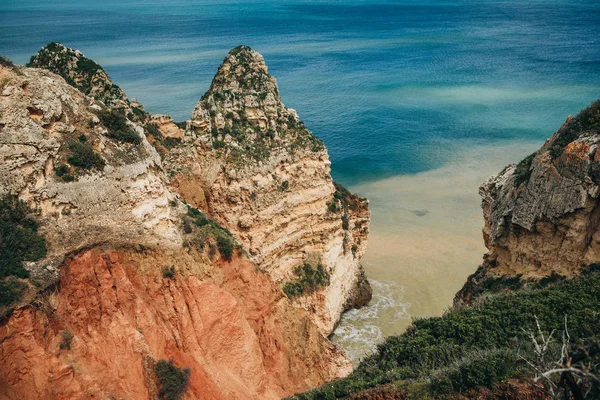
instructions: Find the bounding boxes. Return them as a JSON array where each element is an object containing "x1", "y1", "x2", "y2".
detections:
[
  {"x1": 166, "y1": 46, "x2": 371, "y2": 335},
  {"x1": 456, "y1": 100, "x2": 600, "y2": 304},
  {"x1": 0, "y1": 44, "x2": 363, "y2": 399}
]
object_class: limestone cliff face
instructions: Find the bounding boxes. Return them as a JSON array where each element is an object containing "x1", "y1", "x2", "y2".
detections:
[
  {"x1": 0, "y1": 55, "x2": 352, "y2": 399},
  {"x1": 456, "y1": 100, "x2": 600, "y2": 304},
  {"x1": 27, "y1": 42, "x2": 131, "y2": 112},
  {"x1": 166, "y1": 46, "x2": 371, "y2": 335}
]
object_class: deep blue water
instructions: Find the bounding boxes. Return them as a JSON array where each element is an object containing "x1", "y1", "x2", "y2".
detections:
[{"x1": 1, "y1": 0, "x2": 599, "y2": 185}]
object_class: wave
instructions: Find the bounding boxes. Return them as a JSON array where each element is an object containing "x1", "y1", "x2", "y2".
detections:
[{"x1": 331, "y1": 276, "x2": 411, "y2": 363}]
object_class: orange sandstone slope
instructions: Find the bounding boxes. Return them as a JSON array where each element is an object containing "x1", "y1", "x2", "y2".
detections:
[
  {"x1": 0, "y1": 249, "x2": 348, "y2": 400},
  {"x1": 0, "y1": 47, "x2": 354, "y2": 399}
]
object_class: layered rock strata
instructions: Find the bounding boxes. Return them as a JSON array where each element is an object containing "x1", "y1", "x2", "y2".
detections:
[
  {"x1": 0, "y1": 51, "x2": 356, "y2": 399},
  {"x1": 457, "y1": 100, "x2": 600, "y2": 304},
  {"x1": 165, "y1": 46, "x2": 371, "y2": 335}
]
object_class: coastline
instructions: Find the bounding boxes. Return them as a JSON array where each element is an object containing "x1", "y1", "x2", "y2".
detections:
[{"x1": 332, "y1": 140, "x2": 541, "y2": 362}]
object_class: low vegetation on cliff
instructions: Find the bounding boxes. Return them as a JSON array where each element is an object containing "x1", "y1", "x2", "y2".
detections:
[
  {"x1": 67, "y1": 140, "x2": 106, "y2": 170},
  {"x1": 27, "y1": 42, "x2": 129, "y2": 109},
  {"x1": 154, "y1": 359, "x2": 191, "y2": 400},
  {"x1": 192, "y1": 46, "x2": 325, "y2": 166},
  {"x1": 97, "y1": 109, "x2": 142, "y2": 144},
  {"x1": 0, "y1": 195, "x2": 46, "y2": 306},
  {"x1": 283, "y1": 263, "x2": 330, "y2": 298},
  {"x1": 290, "y1": 269, "x2": 600, "y2": 399},
  {"x1": 549, "y1": 99, "x2": 600, "y2": 159},
  {"x1": 183, "y1": 206, "x2": 237, "y2": 261}
]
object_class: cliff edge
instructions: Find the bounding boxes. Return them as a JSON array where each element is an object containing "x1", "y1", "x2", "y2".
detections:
[
  {"x1": 166, "y1": 46, "x2": 371, "y2": 335},
  {"x1": 0, "y1": 44, "x2": 368, "y2": 399},
  {"x1": 290, "y1": 99, "x2": 600, "y2": 400},
  {"x1": 456, "y1": 99, "x2": 600, "y2": 304}
]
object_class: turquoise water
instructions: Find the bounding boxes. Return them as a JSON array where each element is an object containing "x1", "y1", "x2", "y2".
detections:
[
  {"x1": 2, "y1": 0, "x2": 599, "y2": 185},
  {"x1": 2, "y1": 0, "x2": 599, "y2": 360}
]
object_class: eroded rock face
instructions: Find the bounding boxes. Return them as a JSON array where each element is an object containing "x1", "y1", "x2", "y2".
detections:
[
  {"x1": 0, "y1": 249, "x2": 350, "y2": 400},
  {"x1": 27, "y1": 42, "x2": 130, "y2": 111},
  {"x1": 456, "y1": 100, "x2": 600, "y2": 304},
  {"x1": 0, "y1": 55, "x2": 354, "y2": 399},
  {"x1": 0, "y1": 65, "x2": 180, "y2": 262},
  {"x1": 167, "y1": 46, "x2": 371, "y2": 335}
]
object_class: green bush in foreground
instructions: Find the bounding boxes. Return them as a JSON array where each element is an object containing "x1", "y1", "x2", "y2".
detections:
[
  {"x1": 289, "y1": 269, "x2": 600, "y2": 399},
  {"x1": 155, "y1": 359, "x2": 190, "y2": 400}
]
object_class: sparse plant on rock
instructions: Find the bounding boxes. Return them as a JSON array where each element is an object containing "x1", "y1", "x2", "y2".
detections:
[
  {"x1": 67, "y1": 141, "x2": 106, "y2": 170},
  {"x1": 182, "y1": 206, "x2": 237, "y2": 261},
  {"x1": 155, "y1": 359, "x2": 190, "y2": 400},
  {"x1": 59, "y1": 330, "x2": 74, "y2": 350},
  {"x1": 283, "y1": 263, "x2": 330, "y2": 298},
  {"x1": 162, "y1": 265, "x2": 175, "y2": 279},
  {"x1": 97, "y1": 109, "x2": 141, "y2": 144}
]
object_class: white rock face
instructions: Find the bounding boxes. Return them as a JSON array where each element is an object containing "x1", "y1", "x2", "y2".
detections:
[{"x1": 0, "y1": 66, "x2": 182, "y2": 257}]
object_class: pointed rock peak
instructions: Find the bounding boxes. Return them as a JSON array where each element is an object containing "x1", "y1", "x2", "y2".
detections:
[
  {"x1": 191, "y1": 46, "x2": 324, "y2": 164},
  {"x1": 27, "y1": 42, "x2": 130, "y2": 110},
  {"x1": 209, "y1": 45, "x2": 279, "y2": 98}
]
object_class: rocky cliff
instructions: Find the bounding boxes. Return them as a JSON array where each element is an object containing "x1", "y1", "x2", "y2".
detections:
[
  {"x1": 27, "y1": 42, "x2": 132, "y2": 113},
  {"x1": 0, "y1": 44, "x2": 367, "y2": 399},
  {"x1": 164, "y1": 46, "x2": 371, "y2": 335},
  {"x1": 456, "y1": 100, "x2": 600, "y2": 304}
]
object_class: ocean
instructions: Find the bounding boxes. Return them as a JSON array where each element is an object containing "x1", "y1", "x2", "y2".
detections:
[{"x1": 2, "y1": 0, "x2": 599, "y2": 361}]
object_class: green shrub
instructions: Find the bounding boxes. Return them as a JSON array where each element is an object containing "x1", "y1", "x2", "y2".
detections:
[
  {"x1": 535, "y1": 272, "x2": 566, "y2": 288},
  {"x1": 162, "y1": 265, "x2": 175, "y2": 279},
  {"x1": 183, "y1": 206, "x2": 236, "y2": 261},
  {"x1": 54, "y1": 164, "x2": 75, "y2": 181},
  {"x1": 430, "y1": 349, "x2": 519, "y2": 394},
  {"x1": 0, "y1": 56, "x2": 15, "y2": 68},
  {"x1": 155, "y1": 359, "x2": 190, "y2": 400},
  {"x1": 67, "y1": 141, "x2": 105, "y2": 170},
  {"x1": 0, "y1": 278, "x2": 27, "y2": 306},
  {"x1": 98, "y1": 109, "x2": 141, "y2": 144},
  {"x1": 283, "y1": 263, "x2": 330, "y2": 298},
  {"x1": 0, "y1": 195, "x2": 46, "y2": 280},
  {"x1": 289, "y1": 270, "x2": 600, "y2": 399},
  {"x1": 549, "y1": 100, "x2": 600, "y2": 158},
  {"x1": 341, "y1": 213, "x2": 349, "y2": 230},
  {"x1": 326, "y1": 199, "x2": 339, "y2": 213},
  {"x1": 480, "y1": 274, "x2": 524, "y2": 293},
  {"x1": 163, "y1": 137, "x2": 182, "y2": 149},
  {"x1": 278, "y1": 180, "x2": 289, "y2": 192},
  {"x1": 216, "y1": 236, "x2": 234, "y2": 261},
  {"x1": 145, "y1": 123, "x2": 181, "y2": 149},
  {"x1": 59, "y1": 330, "x2": 74, "y2": 350},
  {"x1": 54, "y1": 164, "x2": 69, "y2": 177},
  {"x1": 514, "y1": 152, "x2": 535, "y2": 187},
  {"x1": 108, "y1": 129, "x2": 141, "y2": 144}
]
